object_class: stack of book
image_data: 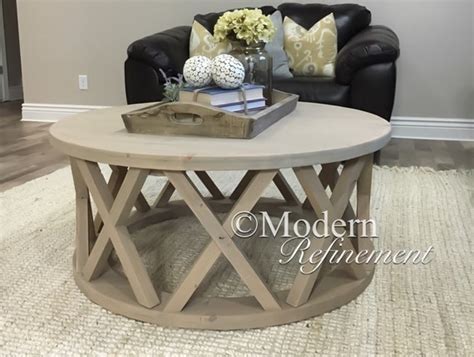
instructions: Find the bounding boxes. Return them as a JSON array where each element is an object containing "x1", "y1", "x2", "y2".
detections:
[{"x1": 179, "y1": 84, "x2": 266, "y2": 113}]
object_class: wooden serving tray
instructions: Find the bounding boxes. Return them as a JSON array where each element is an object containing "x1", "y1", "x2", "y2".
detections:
[{"x1": 122, "y1": 90, "x2": 298, "y2": 139}]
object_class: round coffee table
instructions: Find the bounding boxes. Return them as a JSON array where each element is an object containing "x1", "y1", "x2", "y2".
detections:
[{"x1": 50, "y1": 102, "x2": 391, "y2": 330}]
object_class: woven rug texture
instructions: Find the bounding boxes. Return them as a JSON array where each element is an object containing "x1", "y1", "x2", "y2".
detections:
[{"x1": 0, "y1": 166, "x2": 473, "y2": 355}]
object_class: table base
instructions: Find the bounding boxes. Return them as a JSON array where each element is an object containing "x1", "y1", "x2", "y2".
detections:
[{"x1": 70, "y1": 155, "x2": 375, "y2": 330}]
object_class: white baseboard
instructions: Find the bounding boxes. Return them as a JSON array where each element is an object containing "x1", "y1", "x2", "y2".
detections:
[
  {"x1": 8, "y1": 85, "x2": 23, "y2": 101},
  {"x1": 21, "y1": 103, "x2": 474, "y2": 141},
  {"x1": 391, "y1": 116, "x2": 474, "y2": 141},
  {"x1": 22, "y1": 103, "x2": 109, "y2": 122}
]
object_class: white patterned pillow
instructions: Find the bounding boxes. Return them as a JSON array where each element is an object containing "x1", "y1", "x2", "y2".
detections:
[{"x1": 283, "y1": 13, "x2": 338, "y2": 77}]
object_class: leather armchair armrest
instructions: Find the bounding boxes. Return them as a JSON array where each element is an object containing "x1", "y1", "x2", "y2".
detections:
[
  {"x1": 336, "y1": 25, "x2": 400, "y2": 85},
  {"x1": 127, "y1": 26, "x2": 191, "y2": 82}
]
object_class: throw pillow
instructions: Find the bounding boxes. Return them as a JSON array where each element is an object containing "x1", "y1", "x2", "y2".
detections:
[
  {"x1": 265, "y1": 11, "x2": 293, "y2": 79},
  {"x1": 189, "y1": 21, "x2": 231, "y2": 58},
  {"x1": 283, "y1": 13, "x2": 338, "y2": 77}
]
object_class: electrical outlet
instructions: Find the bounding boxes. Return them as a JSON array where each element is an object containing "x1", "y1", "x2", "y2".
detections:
[{"x1": 78, "y1": 75, "x2": 88, "y2": 90}]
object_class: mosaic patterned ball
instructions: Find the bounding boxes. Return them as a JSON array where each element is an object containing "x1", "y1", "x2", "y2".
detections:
[
  {"x1": 211, "y1": 54, "x2": 245, "y2": 89},
  {"x1": 183, "y1": 56, "x2": 212, "y2": 87}
]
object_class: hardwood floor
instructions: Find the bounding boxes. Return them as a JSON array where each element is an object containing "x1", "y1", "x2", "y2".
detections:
[
  {"x1": 0, "y1": 100, "x2": 69, "y2": 191},
  {"x1": 0, "y1": 101, "x2": 472, "y2": 192},
  {"x1": 379, "y1": 138, "x2": 473, "y2": 170}
]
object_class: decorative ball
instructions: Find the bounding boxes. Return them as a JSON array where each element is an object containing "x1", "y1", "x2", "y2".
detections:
[
  {"x1": 183, "y1": 56, "x2": 212, "y2": 87},
  {"x1": 211, "y1": 54, "x2": 245, "y2": 89}
]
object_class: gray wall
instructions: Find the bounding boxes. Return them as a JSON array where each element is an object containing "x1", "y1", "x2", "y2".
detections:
[
  {"x1": 3, "y1": 0, "x2": 22, "y2": 88},
  {"x1": 16, "y1": 0, "x2": 474, "y2": 118}
]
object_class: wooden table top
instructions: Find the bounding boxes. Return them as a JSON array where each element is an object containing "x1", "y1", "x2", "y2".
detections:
[{"x1": 49, "y1": 102, "x2": 391, "y2": 170}]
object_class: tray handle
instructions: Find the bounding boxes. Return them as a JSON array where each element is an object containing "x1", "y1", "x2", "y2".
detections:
[
  {"x1": 153, "y1": 103, "x2": 227, "y2": 126},
  {"x1": 165, "y1": 111, "x2": 204, "y2": 126}
]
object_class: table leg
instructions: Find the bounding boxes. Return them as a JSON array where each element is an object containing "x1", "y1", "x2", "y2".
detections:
[
  {"x1": 164, "y1": 169, "x2": 281, "y2": 312},
  {"x1": 287, "y1": 155, "x2": 371, "y2": 307},
  {"x1": 72, "y1": 158, "x2": 160, "y2": 309},
  {"x1": 70, "y1": 159, "x2": 95, "y2": 272},
  {"x1": 357, "y1": 153, "x2": 374, "y2": 255},
  {"x1": 70, "y1": 161, "x2": 377, "y2": 329}
]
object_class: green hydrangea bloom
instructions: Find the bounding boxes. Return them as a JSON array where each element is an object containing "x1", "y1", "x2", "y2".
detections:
[{"x1": 214, "y1": 8, "x2": 276, "y2": 45}]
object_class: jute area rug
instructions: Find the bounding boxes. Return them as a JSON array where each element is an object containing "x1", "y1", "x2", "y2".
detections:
[{"x1": 0, "y1": 166, "x2": 472, "y2": 355}]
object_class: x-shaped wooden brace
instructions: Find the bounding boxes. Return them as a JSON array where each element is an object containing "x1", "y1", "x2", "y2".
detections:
[
  {"x1": 93, "y1": 165, "x2": 151, "y2": 234},
  {"x1": 152, "y1": 171, "x2": 225, "y2": 208},
  {"x1": 163, "y1": 169, "x2": 282, "y2": 312},
  {"x1": 230, "y1": 170, "x2": 301, "y2": 206},
  {"x1": 303, "y1": 159, "x2": 373, "y2": 252},
  {"x1": 71, "y1": 155, "x2": 372, "y2": 311},
  {"x1": 72, "y1": 159, "x2": 160, "y2": 308},
  {"x1": 286, "y1": 155, "x2": 372, "y2": 307}
]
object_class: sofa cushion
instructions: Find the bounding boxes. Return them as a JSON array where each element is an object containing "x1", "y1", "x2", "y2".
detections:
[
  {"x1": 266, "y1": 10, "x2": 293, "y2": 79},
  {"x1": 278, "y1": 3, "x2": 371, "y2": 49},
  {"x1": 283, "y1": 13, "x2": 337, "y2": 77},
  {"x1": 189, "y1": 21, "x2": 231, "y2": 58},
  {"x1": 274, "y1": 76, "x2": 350, "y2": 105}
]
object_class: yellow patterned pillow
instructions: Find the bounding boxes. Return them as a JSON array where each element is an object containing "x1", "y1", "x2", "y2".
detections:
[
  {"x1": 189, "y1": 21, "x2": 232, "y2": 58},
  {"x1": 283, "y1": 13, "x2": 337, "y2": 77}
]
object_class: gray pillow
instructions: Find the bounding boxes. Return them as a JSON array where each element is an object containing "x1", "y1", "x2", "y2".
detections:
[{"x1": 265, "y1": 11, "x2": 293, "y2": 79}]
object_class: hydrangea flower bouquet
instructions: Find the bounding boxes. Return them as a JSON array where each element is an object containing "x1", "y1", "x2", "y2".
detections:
[{"x1": 214, "y1": 8, "x2": 275, "y2": 45}]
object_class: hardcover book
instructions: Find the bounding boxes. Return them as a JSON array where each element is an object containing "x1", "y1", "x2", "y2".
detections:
[
  {"x1": 179, "y1": 84, "x2": 265, "y2": 106},
  {"x1": 217, "y1": 99, "x2": 266, "y2": 113}
]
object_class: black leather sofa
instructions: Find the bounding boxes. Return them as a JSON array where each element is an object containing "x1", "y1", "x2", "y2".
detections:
[{"x1": 125, "y1": 3, "x2": 400, "y2": 121}]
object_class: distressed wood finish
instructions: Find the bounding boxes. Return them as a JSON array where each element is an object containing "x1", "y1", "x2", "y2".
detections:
[
  {"x1": 70, "y1": 159, "x2": 95, "y2": 272},
  {"x1": 49, "y1": 102, "x2": 391, "y2": 171},
  {"x1": 66, "y1": 158, "x2": 377, "y2": 329},
  {"x1": 195, "y1": 171, "x2": 225, "y2": 199},
  {"x1": 69, "y1": 170, "x2": 377, "y2": 329},
  {"x1": 49, "y1": 101, "x2": 390, "y2": 329},
  {"x1": 121, "y1": 90, "x2": 298, "y2": 139},
  {"x1": 153, "y1": 181, "x2": 175, "y2": 207},
  {"x1": 287, "y1": 156, "x2": 371, "y2": 307},
  {"x1": 357, "y1": 154, "x2": 374, "y2": 256},
  {"x1": 164, "y1": 170, "x2": 280, "y2": 313},
  {"x1": 76, "y1": 160, "x2": 160, "y2": 308},
  {"x1": 273, "y1": 171, "x2": 301, "y2": 206}
]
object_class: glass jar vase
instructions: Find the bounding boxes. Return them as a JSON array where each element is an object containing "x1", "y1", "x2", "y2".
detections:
[{"x1": 230, "y1": 41, "x2": 273, "y2": 106}]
